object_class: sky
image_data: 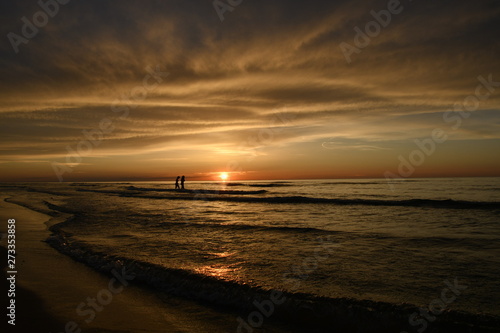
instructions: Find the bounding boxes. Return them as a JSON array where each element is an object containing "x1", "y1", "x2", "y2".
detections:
[{"x1": 0, "y1": 0, "x2": 499, "y2": 181}]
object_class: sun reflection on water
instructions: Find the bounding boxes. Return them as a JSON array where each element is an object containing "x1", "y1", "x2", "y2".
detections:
[
  {"x1": 194, "y1": 251, "x2": 243, "y2": 280},
  {"x1": 194, "y1": 264, "x2": 241, "y2": 280}
]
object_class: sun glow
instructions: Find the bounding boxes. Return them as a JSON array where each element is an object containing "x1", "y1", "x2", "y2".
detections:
[{"x1": 219, "y1": 172, "x2": 229, "y2": 181}]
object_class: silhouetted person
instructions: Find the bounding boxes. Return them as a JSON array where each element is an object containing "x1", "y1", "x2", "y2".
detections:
[
  {"x1": 175, "y1": 176, "x2": 180, "y2": 189},
  {"x1": 181, "y1": 175, "x2": 185, "y2": 190}
]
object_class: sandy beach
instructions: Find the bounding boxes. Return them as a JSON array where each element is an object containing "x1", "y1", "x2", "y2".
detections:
[{"x1": 0, "y1": 195, "x2": 275, "y2": 333}]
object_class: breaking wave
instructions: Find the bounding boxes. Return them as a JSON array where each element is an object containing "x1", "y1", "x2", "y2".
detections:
[
  {"x1": 45, "y1": 225, "x2": 500, "y2": 333},
  {"x1": 121, "y1": 192, "x2": 500, "y2": 210}
]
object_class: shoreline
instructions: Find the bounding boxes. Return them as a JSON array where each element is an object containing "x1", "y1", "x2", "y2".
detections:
[
  {"x1": 1, "y1": 195, "x2": 63, "y2": 332},
  {"x1": 0, "y1": 195, "x2": 272, "y2": 333}
]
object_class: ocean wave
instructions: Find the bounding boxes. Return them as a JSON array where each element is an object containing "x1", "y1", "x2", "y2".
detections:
[
  {"x1": 75, "y1": 187, "x2": 125, "y2": 193},
  {"x1": 0, "y1": 184, "x2": 29, "y2": 189},
  {"x1": 45, "y1": 228, "x2": 500, "y2": 333},
  {"x1": 125, "y1": 186, "x2": 267, "y2": 195},
  {"x1": 26, "y1": 187, "x2": 70, "y2": 197},
  {"x1": 317, "y1": 181, "x2": 388, "y2": 185},
  {"x1": 222, "y1": 182, "x2": 247, "y2": 186},
  {"x1": 247, "y1": 183, "x2": 293, "y2": 188},
  {"x1": 153, "y1": 222, "x2": 500, "y2": 246},
  {"x1": 107, "y1": 234, "x2": 139, "y2": 239},
  {"x1": 157, "y1": 221, "x2": 330, "y2": 235},
  {"x1": 219, "y1": 182, "x2": 293, "y2": 188},
  {"x1": 71, "y1": 186, "x2": 500, "y2": 209},
  {"x1": 317, "y1": 180, "x2": 425, "y2": 185},
  {"x1": 118, "y1": 192, "x2": 500, "y2": 210}
]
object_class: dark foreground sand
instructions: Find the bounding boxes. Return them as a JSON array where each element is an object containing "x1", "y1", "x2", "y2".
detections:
[
  {"x1": 1, "y1": 245, "x2": 63, "y2": 332},
  {"x1": 0, "y1": 196, "x2": 295, "y2": 333}
]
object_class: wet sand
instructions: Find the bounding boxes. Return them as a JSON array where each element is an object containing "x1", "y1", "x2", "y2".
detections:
[{"x1": 0, "y1": 196, "x2": 272, "y2": 333}]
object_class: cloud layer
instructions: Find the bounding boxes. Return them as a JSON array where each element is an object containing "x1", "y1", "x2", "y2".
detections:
[{"x1": 1, "y1": 0, "x2": 499, "y2": 180}]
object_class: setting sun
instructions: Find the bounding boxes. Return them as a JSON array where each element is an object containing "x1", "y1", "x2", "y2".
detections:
[{"x1": 219, "y1": 172, "x2": 229, "y2": 181}]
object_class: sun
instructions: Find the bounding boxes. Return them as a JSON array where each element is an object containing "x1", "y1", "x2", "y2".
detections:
[{"x1": 219, "y1": 172, "x2": 229, "y2": 181}]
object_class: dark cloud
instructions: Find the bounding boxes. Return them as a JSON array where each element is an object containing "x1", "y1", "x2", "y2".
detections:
[{"x1": 0, "y1": 0, "x2": 499, "y2": 179}]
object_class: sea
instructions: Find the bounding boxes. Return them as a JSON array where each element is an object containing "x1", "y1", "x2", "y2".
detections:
[{"x1": 2, "y1": 177, "x2": 500, "y2": 332}]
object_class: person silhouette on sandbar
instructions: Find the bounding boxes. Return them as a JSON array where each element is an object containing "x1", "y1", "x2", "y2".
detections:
[
  {"x1": 181, "y1": 175, "x2": 185, "y2": 190},
  {"x1": 175, "y1": 176, "x2": 180, "y2": 189}
]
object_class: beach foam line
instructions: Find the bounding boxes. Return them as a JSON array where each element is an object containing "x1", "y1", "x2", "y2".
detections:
[
  {"x1": 4, "y1": 197, "x2": 72, "y2": 230},
  {"x1": 0, "y1": 196, "x2": 250, "y2": 333},
  {"x1": 45, "y1": 228, "x2": 500, "y2": 333}
]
